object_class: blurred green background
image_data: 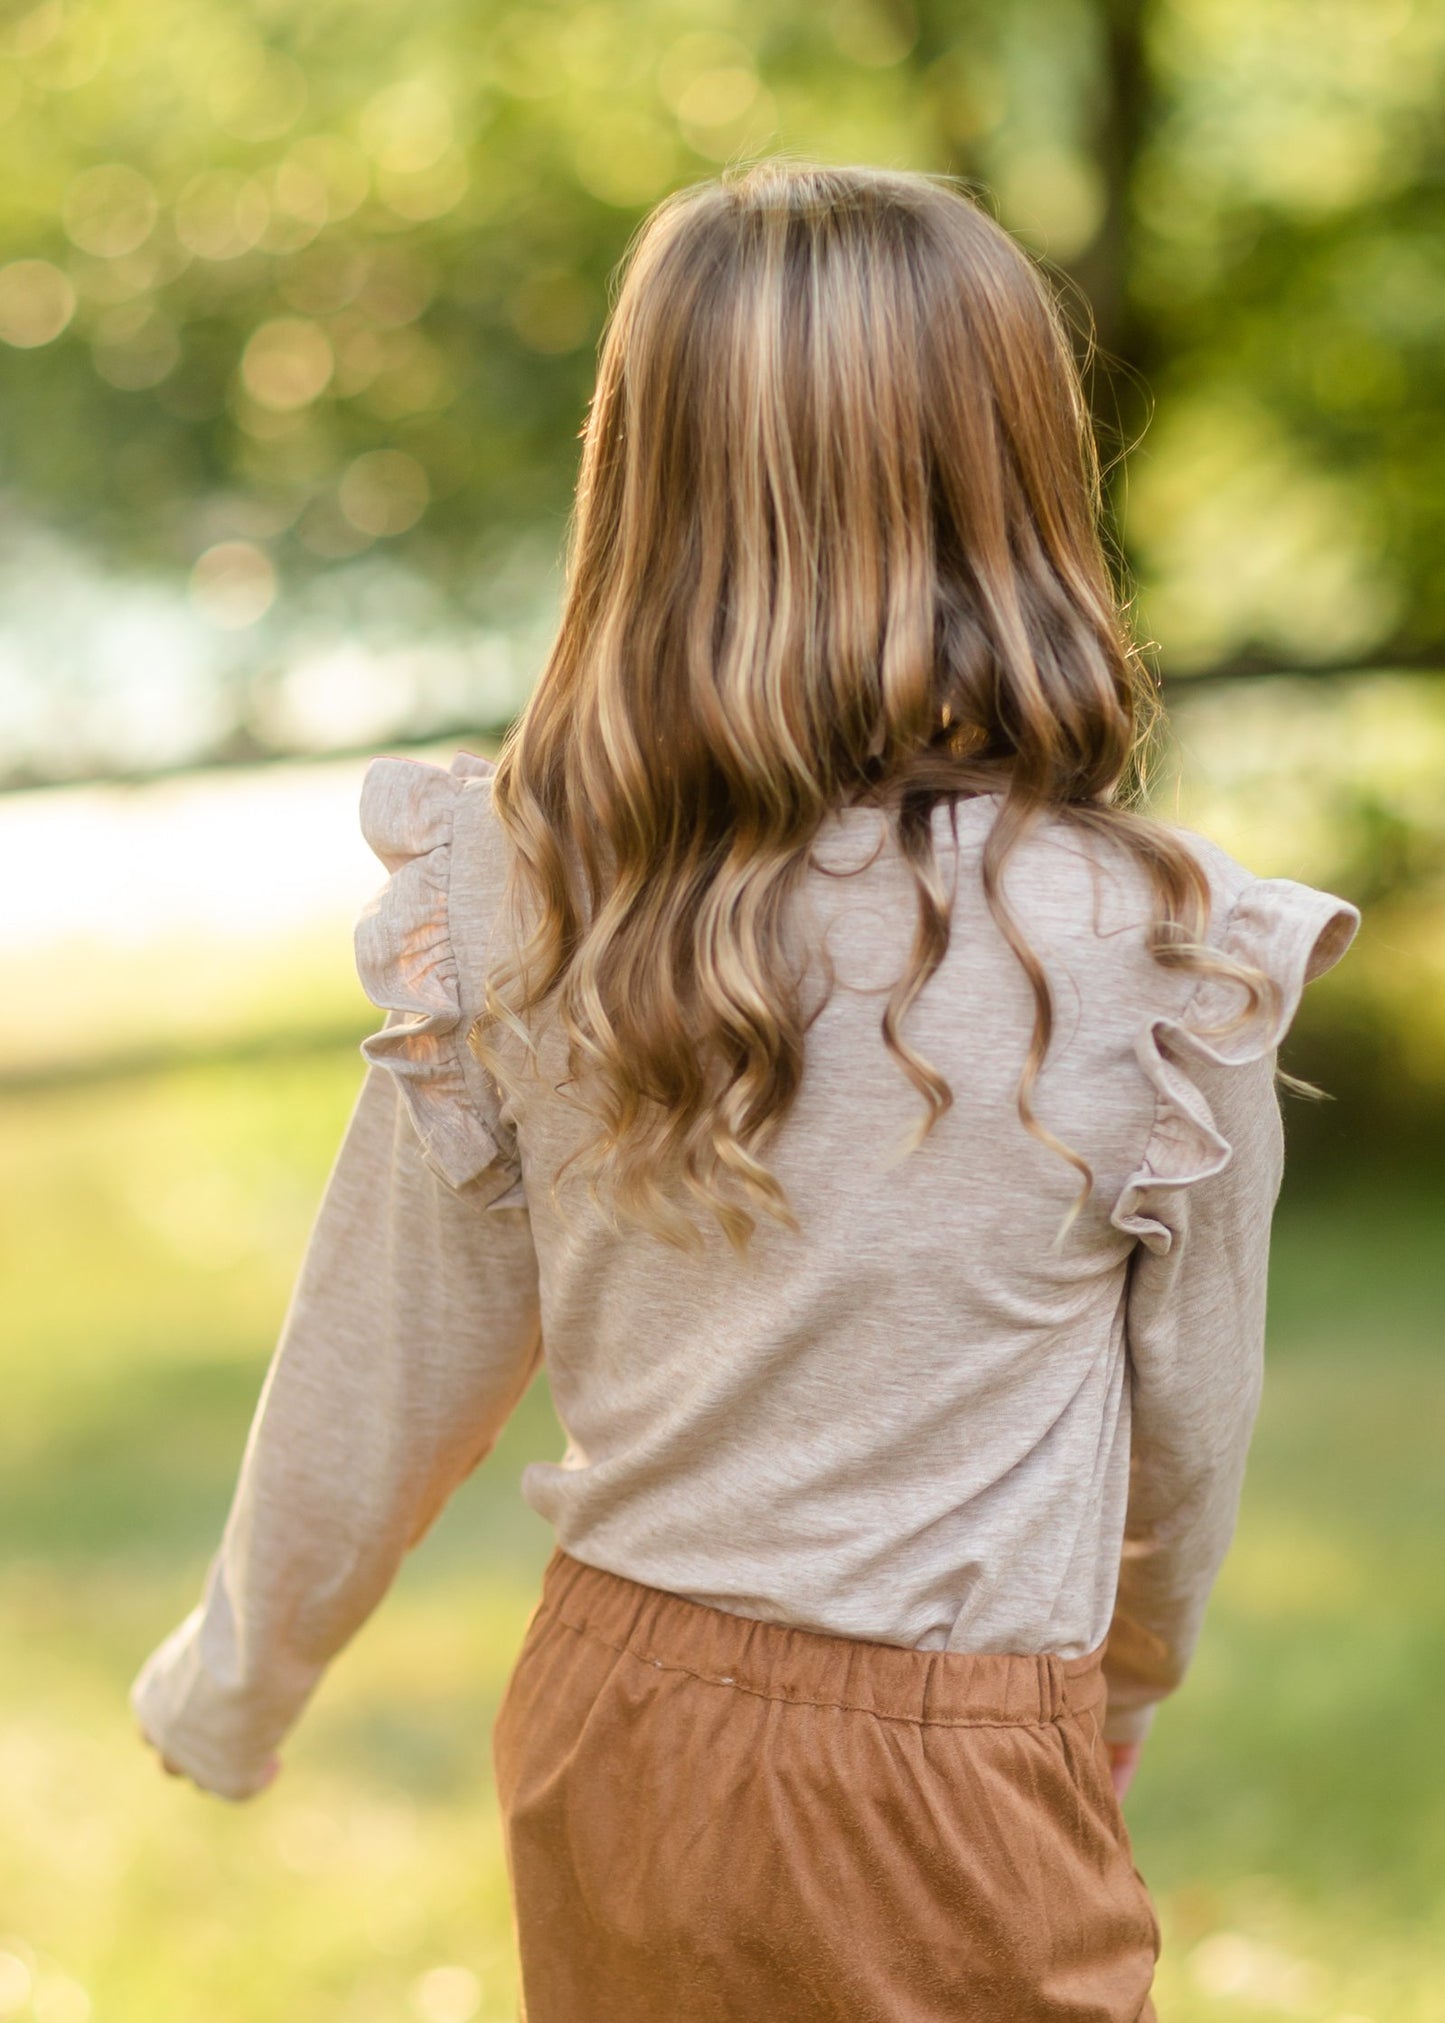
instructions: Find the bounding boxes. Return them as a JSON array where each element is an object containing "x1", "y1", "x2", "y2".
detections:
[{"x1": 1, "y1": 1, "x2": 1442, "y2": 2020}]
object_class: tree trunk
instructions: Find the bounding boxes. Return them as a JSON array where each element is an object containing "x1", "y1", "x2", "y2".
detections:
[{"x1": 908, "y1": 0, "x2": 1159, "y2": 569}]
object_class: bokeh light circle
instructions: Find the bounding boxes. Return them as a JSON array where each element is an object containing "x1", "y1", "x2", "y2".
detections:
[
  {"x1": 338, "y1": 450, "x2": 430, "y2": 537},
  {"x1": 62, "y1": 164, "x2": 159, "y2": 259},
  {"x1": 0, "y1": 261, "x2": 77, "y2": 348},
  {"x1": 240, "y1": 318, "x2": 334, "y2": 411},
  {"x1": 189, "y1": 541, "x2": 278, "y2": 628}
]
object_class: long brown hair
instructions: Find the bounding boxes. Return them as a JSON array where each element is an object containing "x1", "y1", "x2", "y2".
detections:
[{"x1": 471, "y1": 161, "x2": 1278, "y2": 1253}]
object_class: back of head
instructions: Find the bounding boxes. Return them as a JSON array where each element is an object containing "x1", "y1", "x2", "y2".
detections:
[
  {"x1": 476, "y1": 162, "x2": 1263, "y2": 1253},
  {"x1": 558, "y1": 160, "x2": 1137, "y2": 824}
]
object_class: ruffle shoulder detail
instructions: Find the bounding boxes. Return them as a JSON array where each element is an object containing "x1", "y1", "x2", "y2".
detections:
[
  {"x1": 353, "y1": 750, "x2": 523, "y2": 1204},
  {"x1": 1109, "y1": 872, "x2": 1361, "y2": 1254}
]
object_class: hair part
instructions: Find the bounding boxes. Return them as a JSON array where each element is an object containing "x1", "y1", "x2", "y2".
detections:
[{"x1": 470, "y1": 160, "x2": 1281, "y2": 1254}]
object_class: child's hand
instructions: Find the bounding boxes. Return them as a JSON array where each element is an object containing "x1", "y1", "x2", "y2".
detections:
[
  {"x1": 139, "y1": 1725, "x2": 281, "y2": 1797},
  {"x1": 1108, "y1": 1740, "x2": 1143, "y2": 1801}
]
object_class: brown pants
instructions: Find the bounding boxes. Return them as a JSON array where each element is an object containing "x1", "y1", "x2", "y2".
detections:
[{"x1": 493, "y1": 1548, "x2": 1160, "y2": 2022}]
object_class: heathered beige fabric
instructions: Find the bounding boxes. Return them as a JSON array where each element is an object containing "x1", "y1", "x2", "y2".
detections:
[{"x1": 131, "y1": 750, "x2": 1360, "y2": 1799}]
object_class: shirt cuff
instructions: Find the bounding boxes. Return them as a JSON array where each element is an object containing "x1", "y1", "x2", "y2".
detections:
[{"x1": 130, "y1": 1600, "x2": 303, "y2": 1802}]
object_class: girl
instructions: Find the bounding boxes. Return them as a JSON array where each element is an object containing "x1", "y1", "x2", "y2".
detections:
[{"x1": 132, "y1": 162, "x2": 1360, "y2": 2022}]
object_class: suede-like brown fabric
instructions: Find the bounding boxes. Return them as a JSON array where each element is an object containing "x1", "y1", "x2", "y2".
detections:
[{"x1": 493, "y1": 1548, "x2": 1161, "y2": 2022}]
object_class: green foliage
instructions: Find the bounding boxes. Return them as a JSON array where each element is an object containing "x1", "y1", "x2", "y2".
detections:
[
  {"x1": 1125, "y1": 0, "x2": 1445, "y2": 667},
  {"x1": 0, "y1": 0, "x2": 1440, "y2": 693},
  {"x1": 0, "y1": 0, "x2": 940, "y2": 586}
]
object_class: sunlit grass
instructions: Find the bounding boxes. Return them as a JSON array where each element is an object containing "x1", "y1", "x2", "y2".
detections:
[
  {"x1": 2, "y1": 1050, "x2": 1442, "y2": 2022},
  {"x1": 0, "y1": 1561, "x2": 540, "y2": 2023}
]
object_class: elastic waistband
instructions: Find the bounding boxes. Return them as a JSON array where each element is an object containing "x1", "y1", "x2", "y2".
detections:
[{"x1": 536, "y1": 1548, "x2": 1108, "y2": 1729}]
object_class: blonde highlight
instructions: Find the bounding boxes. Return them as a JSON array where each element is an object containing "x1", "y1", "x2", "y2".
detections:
[{"x1": 468, "y1": 162, "x2": 1281, "y2": 1253}]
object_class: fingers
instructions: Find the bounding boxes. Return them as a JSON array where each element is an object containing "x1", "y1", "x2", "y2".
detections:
[
  {"x1": 138, "y1": 1722, "x2": 283, "y2": 1798},
  {"x1": 1108, "y1": 1739, "x2": 1143, "y2": 1801}
]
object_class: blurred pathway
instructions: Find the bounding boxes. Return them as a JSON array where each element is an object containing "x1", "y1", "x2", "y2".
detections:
[{"x1": 0, "y1": 741, "x2": 466, "y2": 1081}]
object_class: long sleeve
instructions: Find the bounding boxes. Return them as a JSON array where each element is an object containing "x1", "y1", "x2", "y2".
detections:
[
  {"x1": 131, "y1": 748, "x2": 543, "y2": 1800},
  {"x1": 1101, "y1": 1047, "x2": 1279, "y2": 1745},
  {"x1": 130, "y1": 1054, "x2": 542, "y2": 1798},
  {"x1": 1100, "y1": 872, "x2": 1360, "y2": 1746}
]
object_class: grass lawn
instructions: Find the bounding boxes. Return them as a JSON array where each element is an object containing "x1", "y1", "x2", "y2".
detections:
[{"x1": 1, "y1": 1048, "x2": 1440, "y2": 2023}]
